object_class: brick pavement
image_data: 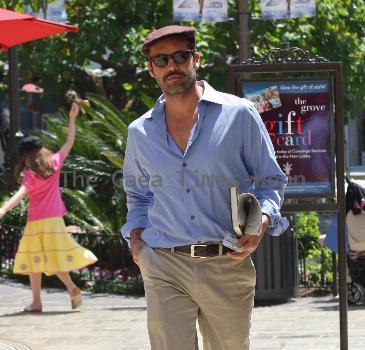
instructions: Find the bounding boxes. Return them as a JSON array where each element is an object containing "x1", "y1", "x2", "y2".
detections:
[{"x1": 0, "y1": 278, "x2": 364, "y2": 350}]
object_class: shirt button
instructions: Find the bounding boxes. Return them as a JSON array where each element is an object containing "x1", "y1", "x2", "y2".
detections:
[
  {"x1": 186, "y1": 188, "x2": 191, "y2": 193},
  {"x1": 182, "y1": 162, "x2": 187, "y2": 167},
  {"x1": 191, "y1": 215, "x2": 195, "y2": 220}
]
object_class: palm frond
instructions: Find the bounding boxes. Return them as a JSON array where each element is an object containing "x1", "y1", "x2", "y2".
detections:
[
  {"x1": 35, "y1": 93, "x2": 132, "y2": 234},
  {"x1": 62, "y1": 188, "x2": 114, "y2": 234}
]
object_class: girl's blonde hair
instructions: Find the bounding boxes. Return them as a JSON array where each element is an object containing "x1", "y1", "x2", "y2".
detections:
[{"x1": 15, "y1": 147, "x2": 55, "y2": 183}]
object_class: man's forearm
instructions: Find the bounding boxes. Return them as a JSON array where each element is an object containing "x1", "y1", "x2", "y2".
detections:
[{"x1": 129, "y1": 228, "x2": 146, "y2": 265}]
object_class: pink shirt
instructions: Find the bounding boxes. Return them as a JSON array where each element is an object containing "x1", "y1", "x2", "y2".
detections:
[{"x1": 22, "y1": 150, "x2": 67, "y2": 221}]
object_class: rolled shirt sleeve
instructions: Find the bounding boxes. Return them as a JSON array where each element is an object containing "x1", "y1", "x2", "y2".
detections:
[
  {"x1": 242, "y1": 103, "x2": 289, "y2": 236},
  {"x1": 120, "y1": 128, "x2": 152, "y2": 241}
]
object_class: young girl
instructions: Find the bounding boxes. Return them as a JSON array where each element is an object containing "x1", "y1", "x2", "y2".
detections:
[{"x1": 0, "y1": 103, "x2": 97, "y2": 312}]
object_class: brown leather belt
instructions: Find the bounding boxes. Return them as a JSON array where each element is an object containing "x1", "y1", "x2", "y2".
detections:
[{"x1": 162, "y1": 243, "x2": 233, "y2": 258}]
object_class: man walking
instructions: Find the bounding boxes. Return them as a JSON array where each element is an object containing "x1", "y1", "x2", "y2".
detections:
[{"x1": 121, "y1": 25, "x2": 288, "y2": 350}]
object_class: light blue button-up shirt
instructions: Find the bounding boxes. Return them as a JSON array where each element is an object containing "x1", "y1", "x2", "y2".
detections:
[{"x1": 121, "y1": 81, "x2": 289, "y2": 247}]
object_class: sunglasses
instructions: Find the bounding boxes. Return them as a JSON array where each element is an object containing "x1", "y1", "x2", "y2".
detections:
[{"x1": 149, "y1": 50, "x2": 195, "y2": 68}]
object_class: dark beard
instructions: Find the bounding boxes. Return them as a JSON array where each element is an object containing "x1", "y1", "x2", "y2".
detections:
[{"x1": 159, "y1": 69, "x2": 197, "y2": 96}]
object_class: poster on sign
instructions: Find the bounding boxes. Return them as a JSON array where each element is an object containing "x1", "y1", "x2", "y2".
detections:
[
  {"x1": 260, "y1": 0, "x2": 316, "y2": 20},
  {"x1": 173, "y1": 0, "x2": 228, "y2": 21},
  {"x1": 242, "y1": 79, "x2": 334, "y2": 197}
]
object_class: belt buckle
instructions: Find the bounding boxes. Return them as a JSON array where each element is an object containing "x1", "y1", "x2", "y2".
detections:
[{"x1": 190, "y1": 244, "x2": 207, "y2": 258}]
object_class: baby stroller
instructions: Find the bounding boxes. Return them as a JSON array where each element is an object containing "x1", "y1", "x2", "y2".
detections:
[{"x1": 345, "y1": 180, "x2": 365, "y2": 304}]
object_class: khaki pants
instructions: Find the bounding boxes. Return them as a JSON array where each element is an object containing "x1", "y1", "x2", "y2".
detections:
[{"x1": 138, "y1": 246, "x2": 256, "y2": 350}]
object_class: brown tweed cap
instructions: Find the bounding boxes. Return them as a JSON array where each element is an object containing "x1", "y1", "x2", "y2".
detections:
[{"x1": 141, "y1": 25, "x2": 196, "y2": 56}]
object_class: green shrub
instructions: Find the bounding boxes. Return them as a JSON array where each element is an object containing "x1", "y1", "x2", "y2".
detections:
[
  {"x1": 295, "y1": 212, "x2": 334, "y2": 287},
  {"x1": 0, "y1": 191, "x2": 27, "y2": 227},
  {"x1": 0, "y1": 264, "x2": 144, "y2": 296},
  {"x1": 84, "y1": 280, "x2": 144, "y2": 295}
]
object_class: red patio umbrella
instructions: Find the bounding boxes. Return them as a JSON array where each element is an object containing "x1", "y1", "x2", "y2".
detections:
[
  {"x1": 0, "y1": 8, "x2": 78, "y2": 49},
  {"x1": 0, "y1": 8, "x2": 77, "y2": 170}
]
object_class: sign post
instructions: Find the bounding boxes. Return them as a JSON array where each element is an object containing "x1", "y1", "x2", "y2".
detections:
[{"x1": 228, "y1": 43, "x2": 348, "y2": 350}]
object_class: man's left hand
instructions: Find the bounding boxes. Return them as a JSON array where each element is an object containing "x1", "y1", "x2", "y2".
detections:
[{"x1": 226, "y1": 214, "x2": 271, "y2": 260}]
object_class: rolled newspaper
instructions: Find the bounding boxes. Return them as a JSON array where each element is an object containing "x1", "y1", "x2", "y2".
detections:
[{"x1": 230, "y1": 186, "x2": 262, "y2": 237}]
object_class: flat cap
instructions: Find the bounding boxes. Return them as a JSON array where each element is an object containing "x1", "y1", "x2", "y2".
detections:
[
  {"x1": 19, "y1": 136, "x2": 43, "y2": 156},
  {"x1": 141, "y1": 25, "x2": 196, "y2": 56}
]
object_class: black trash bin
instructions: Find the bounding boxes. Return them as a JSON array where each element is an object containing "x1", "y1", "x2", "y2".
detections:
[{"x1": 252, "y1": 226, "x2": 299, "y2": 304}]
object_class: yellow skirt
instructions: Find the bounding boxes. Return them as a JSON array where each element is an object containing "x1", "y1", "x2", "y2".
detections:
[{"x1": 13, "y1": 217, "x2": 98, "y2": 276}]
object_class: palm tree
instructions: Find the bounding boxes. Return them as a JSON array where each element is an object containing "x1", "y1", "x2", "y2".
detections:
[{"x1": 41, "y1": 93, "x2": 135, "y2": 234}]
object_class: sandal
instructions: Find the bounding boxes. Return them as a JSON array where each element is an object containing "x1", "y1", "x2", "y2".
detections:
[{"x1": 70, "y1": 288, "x2": 82, "y2": 310}]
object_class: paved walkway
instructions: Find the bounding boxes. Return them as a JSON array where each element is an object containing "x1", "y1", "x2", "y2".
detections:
[{"x1": 0, "y1": 278, "x2": 364, "y2": 350}]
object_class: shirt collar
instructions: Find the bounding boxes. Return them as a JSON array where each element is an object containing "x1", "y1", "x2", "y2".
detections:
[
  {"x1": 146, "y1": 80, "x2": 224, "y2": 120},
  {"x1": 148, "y1": 95, "x2": 165, "y2": 119},
  {"x1": 199, "y1": 80, "x2": 225, "y2": 105}
]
